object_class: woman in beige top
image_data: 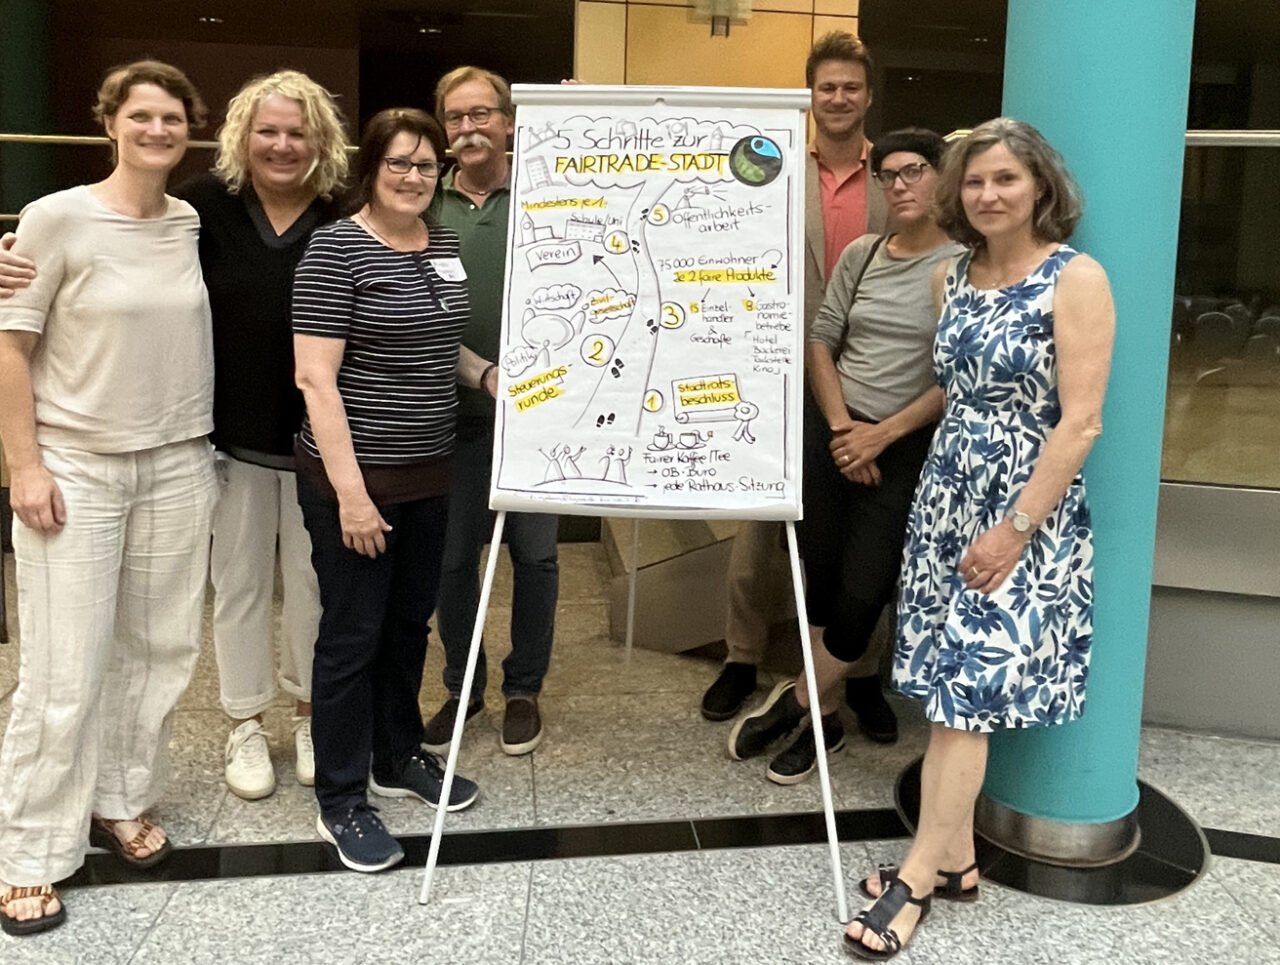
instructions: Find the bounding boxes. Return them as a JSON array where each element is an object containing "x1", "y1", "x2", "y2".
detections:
[{"x1": 0, "y1": 60, "x2": 216, "y2": 936}]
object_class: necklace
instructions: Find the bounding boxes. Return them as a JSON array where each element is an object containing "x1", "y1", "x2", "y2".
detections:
[
  {"x1": 456, "y1": 171, "x2": 493, "y2": 196},
  {"x1": 357, "y1": 211, "x2": 425, "y2": 251}
]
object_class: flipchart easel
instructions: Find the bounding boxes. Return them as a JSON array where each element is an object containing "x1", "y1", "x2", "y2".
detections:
[{"x1": 419, "y1": 84, "x2": 850, "y2": 923}]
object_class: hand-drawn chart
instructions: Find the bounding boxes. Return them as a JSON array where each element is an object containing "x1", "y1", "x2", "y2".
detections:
[
  {"x1": 491, "y1": 86, "x2": 808, "y2": 520},
  {"x1": 432, "y1": 90, "x2": 851, "y2": 923}
]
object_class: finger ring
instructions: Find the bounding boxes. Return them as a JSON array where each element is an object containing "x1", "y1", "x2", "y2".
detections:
[
  {"x1": 841, "y1": 455, "x2": 850, "y2": 465},
  {"x1": 968, "y1": 567, "x2": 978, "y2": 579}
]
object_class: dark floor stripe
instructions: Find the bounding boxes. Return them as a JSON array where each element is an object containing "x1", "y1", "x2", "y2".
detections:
[
  {"x1": 62, "y1": 810, "x2": 1277, "y2": 890},
  {"x1": 1203, "y1": 827, "x2": 1280, "y2": 865}
]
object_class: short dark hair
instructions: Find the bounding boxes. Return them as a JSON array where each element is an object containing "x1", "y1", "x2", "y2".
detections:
[
  {"x1": 346, "y1": 108, "x2": 447, "y2": 215},
  {"x1": 805, "y1": 32, "x2": 874, "y2": 88},
  {"x1": 935, "y1": 117, "x2": 1083, "y2": 248},
  {"x1": 870, "y1": 127, "x2": 946, "y2": 175},
  {"x1": 93, "y1": 59, "x2": 207, "y2": 129}
]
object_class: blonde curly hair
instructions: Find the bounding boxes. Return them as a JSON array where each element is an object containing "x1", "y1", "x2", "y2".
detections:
[{"x1": 214, "y1": 70, "x2": 349, "y2": 199}]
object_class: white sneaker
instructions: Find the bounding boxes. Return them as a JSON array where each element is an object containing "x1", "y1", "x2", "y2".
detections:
[
  {"x1": 293, "y1": 716, "x2": 315, "y2": 787},
  {"x1": 225, "y1": 719, "x2": 275, "y2": 800}
]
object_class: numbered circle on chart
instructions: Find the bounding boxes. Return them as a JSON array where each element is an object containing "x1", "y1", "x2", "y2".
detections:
[
  {"x1": 603, "y1": 230, "x2": 630, "y2": 256},
  {"x1": 742, "y1": 298, "x2": 757, "y2": 312},
  {"x1": 647, "y1": 204, "x2": 670, "y2": 226},
  {"x1": 581, "y1": 334, "x2": 616, "y2": 367},
  {"x1": 643, "y1": 390, "x2": 664, "y2": 413},
  {"x1": 659, "y1": 302, "x2": 686, "y2": 330}
]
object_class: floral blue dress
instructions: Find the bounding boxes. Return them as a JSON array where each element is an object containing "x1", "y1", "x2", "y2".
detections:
[{"x1": 893, "y1": 245, "x2": 1094, "y2": 732}]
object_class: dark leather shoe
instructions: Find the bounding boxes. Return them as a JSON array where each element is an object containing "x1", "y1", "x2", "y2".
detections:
[
  {"x1": 766, "y1": 712, "x2": 845, "y2": 785},
  {"x1": 701, "y1": 662, "x2": 758, "y2": 721},
  {"x1": 845, "y1": 675, "x2": 898, "y2": 744},
  {"x1": 422, "y1": 696, "x2": 484, "y2": 753},
  {"x1": 501, "y1": 697, "x2": 543, "y2": 756},
  {"x1": 727, "y1": 681, "x2": 803, "y2": 760}
]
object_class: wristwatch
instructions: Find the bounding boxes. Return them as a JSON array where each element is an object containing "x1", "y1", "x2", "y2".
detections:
[{"x1": 1008, "y1": 509, "x2": 1034, "y2": 535}]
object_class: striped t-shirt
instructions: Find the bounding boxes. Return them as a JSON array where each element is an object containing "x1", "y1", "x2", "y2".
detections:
[{"x1": 292, "y1": 217, "x2": 470, "y2": 465}]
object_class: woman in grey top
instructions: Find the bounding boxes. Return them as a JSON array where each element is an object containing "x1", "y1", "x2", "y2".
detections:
[{"x1": 728, "y1": 129, "x2": 960, "y2": 785}]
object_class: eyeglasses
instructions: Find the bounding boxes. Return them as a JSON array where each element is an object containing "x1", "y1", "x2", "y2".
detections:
[
  {"x1": 383, "y1": 157, "x2": 444, "y2": 178},
  {"x1": 442, "y1": 106, "x2": 501, "y2": 127},
  {"x1": 873, "y1": 162, "x2": 931, "y2": 187}
]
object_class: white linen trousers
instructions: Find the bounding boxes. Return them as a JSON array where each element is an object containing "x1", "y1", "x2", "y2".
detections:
[
  {"x1": 0, "y1": 439, "x2": 216, "y2": 885},
  {"x1": 209, "y1": 454, "x2": 319, "y2": 718}
]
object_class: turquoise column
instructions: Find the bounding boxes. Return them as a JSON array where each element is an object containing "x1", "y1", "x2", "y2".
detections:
[
  {"x1": 0, "y1": 0, "x2": 54, "y2": 216},
  {"x1": 978, "y1": 0, "x2": 1197, "y2": 858}
]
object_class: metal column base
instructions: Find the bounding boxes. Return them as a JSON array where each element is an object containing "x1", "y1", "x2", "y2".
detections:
[
  {"x1": 975, "y1": 794, "x2": 1140, "y2": 867},
  {"x1": 894, "y1": 758, "x2": 1208, "y2": 906}
]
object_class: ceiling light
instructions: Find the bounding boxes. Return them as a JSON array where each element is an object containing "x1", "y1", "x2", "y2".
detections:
[
  {"x1": 197, "y1": 15, "x2": 224, "y2": 24},
  {"x1": 692, "y1": 0, "x2": 751, "y2": 38}
]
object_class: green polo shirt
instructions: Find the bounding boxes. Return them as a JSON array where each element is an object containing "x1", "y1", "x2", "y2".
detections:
[{"x1": 430, "y1": 168, "x2": 511, "y2": 421}]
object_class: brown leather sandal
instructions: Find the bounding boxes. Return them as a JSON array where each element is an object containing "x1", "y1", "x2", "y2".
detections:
[
  {"x1": 1, "y1": 884, "x2": 67, "y2": 936},
  {"x1": 89, "y1": 816, "x2": 173, "y2": 869}
]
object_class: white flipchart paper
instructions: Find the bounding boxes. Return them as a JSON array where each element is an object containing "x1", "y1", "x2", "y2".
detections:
[{"x1": 489, "y1": 85, "x2": 809, "y2": 520}]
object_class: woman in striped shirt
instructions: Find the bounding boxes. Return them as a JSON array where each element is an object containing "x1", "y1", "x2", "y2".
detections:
[{"x1": 292, "y1": 108, "x2": 497, "y2": 874}]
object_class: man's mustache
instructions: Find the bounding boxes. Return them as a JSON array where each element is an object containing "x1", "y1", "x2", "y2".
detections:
[{"x1": 450, "y1": 133, "x2": 494, "y2": 152}]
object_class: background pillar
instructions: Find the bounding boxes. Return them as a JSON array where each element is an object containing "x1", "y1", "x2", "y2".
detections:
[{"x1": 978, "y1": 0, "x2": 1197, "y2": 862}]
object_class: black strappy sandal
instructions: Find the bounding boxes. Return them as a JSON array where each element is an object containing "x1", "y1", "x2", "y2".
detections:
[
  {"x1": 843, "y1": 877, "x2": 931, "y2": 961},
  {"x1": 858, "y1": 861, "x2": 980, "y2": 903}
]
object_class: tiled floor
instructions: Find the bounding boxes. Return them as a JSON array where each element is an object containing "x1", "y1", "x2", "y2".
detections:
[{"x1": 2, "y1": 541, "x2": 1279, "y2": 963}]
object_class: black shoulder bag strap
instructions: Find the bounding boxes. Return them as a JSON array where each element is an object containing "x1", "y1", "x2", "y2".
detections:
[{"x1": 838, "y1": 234, "x2": 885, "y2": 349}]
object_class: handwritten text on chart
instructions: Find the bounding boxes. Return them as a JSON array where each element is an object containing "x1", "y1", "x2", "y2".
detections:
[
  {"x1": 675, "y1": 374, "x2": 741, "y2": 409},
  {"x1": 554, "y1": 153, "x2": 728, "y2": 175},
  {"x1": 521, "y1": 198, "x2": 607, "y2": 211},
  {"x1": 673, "y1": 269, "x2": 776, "y2": 284},
  {"x1": 510, "y1": 365, "x2": 570, "y2": 413}
]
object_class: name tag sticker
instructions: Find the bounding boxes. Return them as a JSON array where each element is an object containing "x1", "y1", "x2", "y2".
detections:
[{"x1": 432, "y1": 257, "x2": 467, "y2": 282}]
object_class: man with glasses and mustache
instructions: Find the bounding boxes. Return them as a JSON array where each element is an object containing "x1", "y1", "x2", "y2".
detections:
[
  {"x1": 704, "y1": 33, "x2": 899, "y2": 756},
  {"x1": 423, "y1": 66, "x2": 560, "y2": 759}
]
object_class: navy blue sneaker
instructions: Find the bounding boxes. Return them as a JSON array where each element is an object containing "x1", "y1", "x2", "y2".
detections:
[
  {"x1": 369, "y1": 750, "x2": 480, "y2": 812},
  {"x1": 316, "y1": 804, "x2": 403, "y2": 873}
]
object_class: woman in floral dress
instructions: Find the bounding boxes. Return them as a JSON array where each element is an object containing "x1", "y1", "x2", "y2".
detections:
[{"x1": 845, "y1": 118, "x2": 1116, "y2": 960}]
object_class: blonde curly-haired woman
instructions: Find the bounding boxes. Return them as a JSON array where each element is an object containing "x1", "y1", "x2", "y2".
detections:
[{"x1": 186, "y1": 71, "x2": 350, "y2": 802}]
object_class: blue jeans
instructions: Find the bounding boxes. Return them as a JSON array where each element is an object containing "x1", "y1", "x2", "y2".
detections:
[
  {"x1": 436, "y1": 419, "x2": 559, "y2": 700},
  {"x1": 297, "y1": 476, "x2": 448, "y2": 814}
]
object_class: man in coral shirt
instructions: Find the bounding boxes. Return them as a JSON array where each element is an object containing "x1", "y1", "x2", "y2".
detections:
[{"x1": 704, "y1": 33, "x2": 896, "y2": 775}]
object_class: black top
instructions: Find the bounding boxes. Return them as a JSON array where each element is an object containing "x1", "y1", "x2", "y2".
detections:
[
  {"x1": 177, "y1": 172, "x2": 339, "y2": 462},
  {"x1": 292, "y1": 218, "x2": 470, "y2": 465}
]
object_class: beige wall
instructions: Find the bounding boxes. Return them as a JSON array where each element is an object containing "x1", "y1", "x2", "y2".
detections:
[{"x1": 574, "y1": 1, "x2": 861, "y2": 87}]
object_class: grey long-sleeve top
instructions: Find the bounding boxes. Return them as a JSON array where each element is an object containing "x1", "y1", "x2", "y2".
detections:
[{"x1": 808, "y1": 234, "x2": 962, "y2": 422}]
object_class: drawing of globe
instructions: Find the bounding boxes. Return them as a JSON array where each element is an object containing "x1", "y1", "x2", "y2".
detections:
[{"x1": 729, "y1": 136, "x2": 783, "y2": 186}]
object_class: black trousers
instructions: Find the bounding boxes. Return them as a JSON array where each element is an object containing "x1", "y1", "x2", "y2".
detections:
[
  {"x1": 297, "y1": 476, "x2": 448, "y2": 815},
  {"x1": 797, "y1": 399, "x2": 935, "y2": 663}
]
